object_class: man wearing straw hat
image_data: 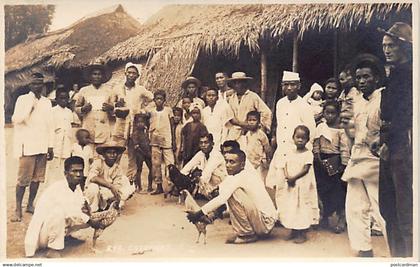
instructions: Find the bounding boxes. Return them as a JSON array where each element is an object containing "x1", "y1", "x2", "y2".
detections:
[
  {"x1": 112, "y1": 62, "x2": 154, "y2": 188},
  {"x1": 226, "y1": 72, "x2": 272, "y2": 141},
  {"x1": 378, "y1": 22, "x2": 413, "y2": 257},
  {"x1": 177, "y1": 76, "x2": 205, "y2": 109},
  {"x1": 75, "y1": 59, "x2": 116, "y2": 157},
  {"x1": 84, "y1": 141, "x2": 134, "y2": 212},
  {"x1": 11, "y1": 72, "x2": 54, "y2": 222}
]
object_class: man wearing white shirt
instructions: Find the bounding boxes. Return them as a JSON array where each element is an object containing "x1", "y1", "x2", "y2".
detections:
[
  {"x1": 181, "y1": 134, "x2": 227, "y2": 198},
  {"x1": 112, "y1": 62, "x2": 154, "y2": 183},
  {"x1": 201, "y1": 88, "x2": 234, "y2": 147},
  {"x1": 187, "y1": 149, "x2": 276, "y2": 244},
  {"x1": 25, "y1": 156, "x2": 92, "y2": 258},
  {"x1": 11, "y1": 73, "x2": 54, "y2": 222},
  {"x1": 215, "y1": 72, "x2": 235, "y2": 101}
]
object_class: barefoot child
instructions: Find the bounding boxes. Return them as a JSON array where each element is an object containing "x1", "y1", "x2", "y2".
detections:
[
  {"x1": 180, "y1": 104, "x2": 208, "y2": 165},
  {"x1": 131, "y1": 113, "x2": 153, "y2": 192},
  {"x1": 172, "y1": 107, "x2": 184, "y2": 169},
  {"x1": 313, "y1": 100, "x2": 350, "y2": 233},
  {"x1": 239, "y1": 111, "x2": 271, "y2": 179},
  {"x1": 149, "y1": 90, "x2": 175, "y2": 195},
  {"x1": 276, "y1": 125, "x2": 319, "y2": 243}
]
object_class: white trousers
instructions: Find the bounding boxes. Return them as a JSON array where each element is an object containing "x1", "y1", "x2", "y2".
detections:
[{"x1": 346, "y1": 178, "x2": 387, "y2": 252}]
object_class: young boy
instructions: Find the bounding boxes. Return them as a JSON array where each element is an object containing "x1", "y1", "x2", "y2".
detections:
[
  {"x1": 131, "y1": 113, "x2": 153, "y2": 193},
  {"x1": 71, "y1": 128, "x2": 94, "y2": 177},
  {"x1": 48, "y1": 86, "x2": 74, "y2": 183},
  {"x1": 148, "y1": 90, "x2": 175, "y2": 195},
  {"x1": 180, "y1": 105, "x2": 208, "y2": 166},
  {"x1": 172, "y1": 107, "x2": 184, "y2": 169},
  {"x1": 239, "y1": 111, "x2": 271, "y2": 178},
  {"x1": 181, "y1": 95, "x2": 193, "y2": 125}
]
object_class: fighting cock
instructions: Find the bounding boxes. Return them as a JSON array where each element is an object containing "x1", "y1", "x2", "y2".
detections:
[
  {"x1": 181, "y1": 189, "x2": 226, "y2": 244},
  {"x1": 166, "y1": 164, "x2": 199, "y2": 202},
  {"x1": 87, "y1": 201, "x2": 120, "y2": 248}
]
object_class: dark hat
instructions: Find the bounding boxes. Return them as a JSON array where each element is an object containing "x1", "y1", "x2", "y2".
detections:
[
  {"x1": 96, "y1": 141, "x2": 126, "y2": 155},
  {"x1": 378, "y1": 22, "x2": 412, "y2": 43},
  {"x1": 181, "y1": 76, "x2": 201, "y2": 89},
  {"x1": 114, "y1": 107, "x2": 130, "y2": 119},
  {"x1": 83, "y1": 58, "x2": 112, "y2": 83}
]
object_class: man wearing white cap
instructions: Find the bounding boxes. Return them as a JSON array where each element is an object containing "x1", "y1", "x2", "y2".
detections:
[
  {"x1": 266, "y1": 71, "x2": 316, "y2": 188},
  {"x1": 226, "y1": 72, "x2": 272, "y2": 141},
  {"x1": 112, "y1": 62, "x2": 154, "y2": 187}
]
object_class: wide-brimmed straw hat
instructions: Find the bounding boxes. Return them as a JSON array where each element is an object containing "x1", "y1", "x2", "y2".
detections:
[
  {"x1": 96, "y1": 141, "x2": 126, "y2": 155},
  {"x1": 378, "y1": 22, "x2": 412, "y2": 43},
  {"x1": 83, "y1": 58, "x2": 112, "y2": 83},
  {"x1": 227, "y1": 72, "x2": 253, "y2": 82},
  {"x1": 181, "y1": 76, "x2": 201, "y2": 89}
]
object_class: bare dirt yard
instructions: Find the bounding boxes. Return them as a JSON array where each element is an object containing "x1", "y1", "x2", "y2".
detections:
[{"x1": 4, "y1": 126, "x2": 389, "y2": 260}]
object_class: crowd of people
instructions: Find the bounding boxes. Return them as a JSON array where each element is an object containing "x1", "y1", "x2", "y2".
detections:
[{"x1": 9, "y1": 22, "x2": 413, "y2": 258}]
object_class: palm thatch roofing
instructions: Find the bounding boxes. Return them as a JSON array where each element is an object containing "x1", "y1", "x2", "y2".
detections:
[
  {"x1": 101, "y1": 3, "x2": 411, "y2": 105},
  {"x1": 5, "y1": 4, "x2": 141, "y2": 94}
]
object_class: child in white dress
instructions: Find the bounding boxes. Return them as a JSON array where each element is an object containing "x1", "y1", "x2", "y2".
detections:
[{"x1": 274, "y1": 125, "x2": 319, "y2": 243}]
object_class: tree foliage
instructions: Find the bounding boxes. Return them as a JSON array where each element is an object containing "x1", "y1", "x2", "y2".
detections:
[{"x1": 5, "y1": 5, "x2": 55, "y2": 50}]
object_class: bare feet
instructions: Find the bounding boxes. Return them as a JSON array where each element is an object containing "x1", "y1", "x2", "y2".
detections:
[
  {"x1": 10, "y1": 210, "x2": 22, "y2": 222},
  {"x1": 26, "y1": 205, "x2": 35, "y2": 214},
  {"x1": 45, "y1": 248, "x2": 62, "y2": 258}
]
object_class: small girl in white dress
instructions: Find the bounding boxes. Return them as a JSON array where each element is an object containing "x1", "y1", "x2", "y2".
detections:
[{"x1": 274, "y1": 125, "x2": 319, "y2": 243}]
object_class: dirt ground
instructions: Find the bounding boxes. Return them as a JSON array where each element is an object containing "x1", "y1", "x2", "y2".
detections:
[{"x1": 4, "y1": 126, "x2": 389, "y2": 260}]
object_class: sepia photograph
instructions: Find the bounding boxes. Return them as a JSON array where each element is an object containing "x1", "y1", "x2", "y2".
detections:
[{"x1": 0, "y1": 0, "x2": 418, "y2": 264}]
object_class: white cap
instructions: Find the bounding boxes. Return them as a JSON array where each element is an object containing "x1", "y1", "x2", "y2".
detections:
[
  {"x1": 282, "y1": 71, "x2": 300, "y2": 82},
  {"x1": 310, "y1": 82, "x2": 323, "y2": 93},
  {"x1": 125, "y1": 62, "x2": 141, "y2": 74}
]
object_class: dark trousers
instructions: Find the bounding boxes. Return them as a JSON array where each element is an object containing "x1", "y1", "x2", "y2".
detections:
[
  {"x1": 379, "y1": 146, "x2": 413, "y2": 257},
  {"x1": 314, "y1": 154, "x2": 347, "y2": 218}
]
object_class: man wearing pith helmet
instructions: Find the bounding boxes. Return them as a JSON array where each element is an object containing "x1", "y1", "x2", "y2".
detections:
[{"x1": 378, "y1": 22, "x2": 413, "y2": 257}]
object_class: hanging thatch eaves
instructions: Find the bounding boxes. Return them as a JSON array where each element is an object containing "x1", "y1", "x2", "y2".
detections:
[
  {"x1": 100, "y1": 3, "x2": 410, "y2": 105},
  {"x1": 5, "y1": 4, "x2": 141, "y2": 94}
]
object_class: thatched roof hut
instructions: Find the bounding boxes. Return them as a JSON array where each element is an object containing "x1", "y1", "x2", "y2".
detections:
[
  {"x1": 102, "y1": 3, "x2": 411, "y2": 106},
  {"x1": 4, "y1": 4, "x2": 141, "y2": 121}
]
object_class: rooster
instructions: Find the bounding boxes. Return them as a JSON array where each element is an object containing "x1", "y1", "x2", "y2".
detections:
[
  {"x1": 87, "y1": 201, "x2": 120, "y2": 248},
  {"x1": 166, "y1": 164, "x2": 199, "y2": 203},
  {"x1": 181, "y1": 189, "x2": 226, "y2": 244}
]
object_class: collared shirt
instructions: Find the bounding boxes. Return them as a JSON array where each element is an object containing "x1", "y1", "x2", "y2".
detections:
[
  {"x1": 24, "y1": 180, "x2": 89, "y2": 257},
  {"x1": 52, "y1": 106, "x2": 73, "y2": 159},
  {"x1": 313, "y1": 122, "x2": 351, "y2": 165},
  {"x1": 181, "y1": 148, "x2": 227, "y2": 184},
  {"x1": 275, "y1": 95, "x2": 316, "y2": 158},
  {"x1": 75, "y1": 84, "x2": 116, "y2": 144},
  {"x1": 87, "y1": 158, "x2": 124, "y2": 184},
  {"x1": 239, "y1": 129, "x2": 270, "y2": 169},
  {"x1": 201, "y1": 168, "x2": 277, "y2": 219},
  {"x1": 12, "y1": 91, "x2": 54, "y2": 157},
  {"x1": 351, "y1": 88, "x2": 383, "y2": 160},
  {"x1": 227, "y1": 90, "x2": 272, "y2": 140},
  {"x1": 202, "y1": 99, "x2": 234, "y2": 146}
]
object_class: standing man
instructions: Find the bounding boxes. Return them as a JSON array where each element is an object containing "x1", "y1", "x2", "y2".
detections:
[
  {"x1": 113, "y1": 62, "x2": 154, "y2": 184},
  {"x1": 75, "y1": 59, "x2": 115, "y2": 157},
  {"x1": 201, "y1": 88, "x2": 234, "y2": 147},
  {"x1": 178, "y1": 76, "x2": 205, "y2": 109},
  {"x1": 378, "y1": 22, "x2": 413, "y2": 257},
  {"x1": 341, "y1": 55, "x2": 387, "y2": 257},
  {"x1": 226, "y1": 72, "x2": 272, "y2": 141},
  {"x1": 215, "y1": 72, "x2": 235, "y2": 100},
  {"x1": 271, "y1": 71, "x2": 315, "y2": 161},
  {"x1": 11, "y1": 73, "x2": 54, "y2": 222}
]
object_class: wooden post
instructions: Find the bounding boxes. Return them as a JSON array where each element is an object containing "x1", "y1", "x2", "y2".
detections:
[
  {"x1": 261, "y1": 49, "x2": 268, "y2": 102},
  {"x1": 292, "y1": 31, "x2": 298, "y2": 72},
  {"x1": 334, "y1": 28, "x2": 339, "y2": 78}
]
